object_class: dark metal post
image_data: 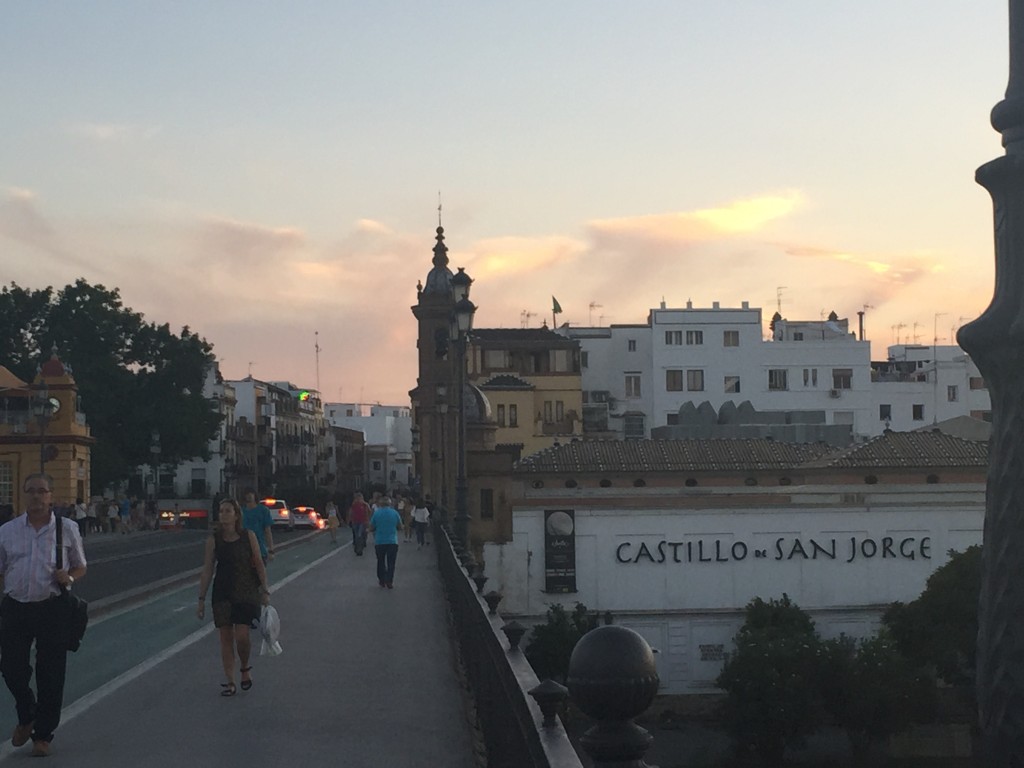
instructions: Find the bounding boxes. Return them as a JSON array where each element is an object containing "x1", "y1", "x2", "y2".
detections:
[
  {"x1": 958, "y1": 3, "x2": 1024, "y2": 761},
  {"x1": 454, "y1": 332, "x2": 469, "y2": 545}
]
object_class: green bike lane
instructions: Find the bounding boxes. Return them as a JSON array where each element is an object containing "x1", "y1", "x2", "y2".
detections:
[{"x1": 0, "y1": 533, "x2": 343, "y2": 752}]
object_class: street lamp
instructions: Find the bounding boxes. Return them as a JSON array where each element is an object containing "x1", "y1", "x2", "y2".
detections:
[
  {"x1": 31, "y1": 384, "x2": 53, "y2": 472},
  {"x1": 451, "y1": 287, "x2": 476, "y2": 546},
  {"x1": 436, "y1": 384, "x2": 449, "y2": 514},
  {"x1": 150, "y1": 430, "x2": 161, "y2": 503}
]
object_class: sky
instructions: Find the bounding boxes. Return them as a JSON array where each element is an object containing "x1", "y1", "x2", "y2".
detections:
[{"x1": 0, "y1": 2, "x2": 1012, "y2": 405}]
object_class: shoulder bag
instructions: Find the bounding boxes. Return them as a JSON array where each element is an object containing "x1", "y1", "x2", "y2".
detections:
[{"x1": 55, "y1": 519, "x2": 89, "y2": 652}]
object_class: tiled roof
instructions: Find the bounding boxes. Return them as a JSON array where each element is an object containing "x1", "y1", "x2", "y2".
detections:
[
  {"x1": 801, "y1": 430, "x2": 988, "y2": 469},
  {"x1": 480, "y1": 374, "x2": 533, "y2": 389},
  {"x1": 515, "y1": 439, "x2": 833, "y2": 474},
  {"x1": 472, "y1": 328, "x2": 576, "y2": 345}
]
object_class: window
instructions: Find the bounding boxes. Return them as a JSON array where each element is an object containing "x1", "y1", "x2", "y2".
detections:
[
  {"x1": 625, "y1": 374, "x2": 641, "y2": 399},
  {"x1": 627, "y1": 339, "x2": 637, "y2": 352},
  {"x1": 832, "y1": 368, "x2": 853, "y2": 389},
  {"x1": 879, "y1": 404, "x2": 892, "y2": 421},
  {"x1": 686, "y1": 370, "x2": 705, "y2": 391},
  {"x1": 912, "y1": 404, "x2": 925, "y2": 421},
  {"x1": 483, "y1": 349, "x2": 509, "y2": 369},
  {"x1": 190, "y1": 468, "x2": 206, "y2": 496},
  {"x1": 581, "y1": 351, "x2": 589, "y2": 368},
  {"x1": 372, "y1": 460, "x2": 382, "y2": 471},
  {"x1": 833, "y1": 411, "x2": 855, "y2": 425},
  {"x1": 803, "y1": 368, "x2": 819, "y2": 387},
  {"x1": 768, "y1": 369, "x2": 788, "y2": 391},
  {"x1": 724, "y1": 376, "x2": 741, "y2": 394},
  {"x1": 497, "y1": 404, "x2": 506, "y2": 427},
  {"x1": 969, "y1": 376, "x2": 986, "y2": 390},
  {"x1": 794, "y1": 332, "x2": 804, "y2": 341},
  {"x1": 509, "y1": 404, "x2": 518, "y2": 427},
  {"x1": 556, "y1": 401, "x2": 564, "y2": 421},
  {"x1": 686, "y1": 330, "x2": 703, "y2": 345},
  {"x1": 666, "y1": 370, "x2": 684, "y2": 391},
  {"x1": 947, "y1": 385, "x2": 959, "y2": 402},
  {"x1": 479, "y1": 488, "x2": 494, "y2": 520},
  {"x1": 0, "y1": 462, "x2": 12, "y2": 506},
  {"x1": 665, "y1": 330, "x2": 682, "y2": 345},
  {"x1": 723, "y1": 330, "x2": 739, "y2": 347},
  {"x1": 624, "y1": 413, "x2": 645, "y2": 439},
  {"x1": 544, "y1": 401, "x2": 553, "y2": 423},
  {"x1": 666, "y1": 412, "x2": 680, "y2": 425}
]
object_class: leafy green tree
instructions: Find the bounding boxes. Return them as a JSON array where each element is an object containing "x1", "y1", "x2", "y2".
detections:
[
  {"x1": 524, "y1": 602, "x2": 602, "y2": 683},
  {"x1": 716, "y1": 594, "x2": 823, "y2": 767},
  {"x1": 0, "y1": 279, "x2": 221, "y2": 491},
  {"x1": 882, "y1": 546, "x2": 981, "y2": 686},
  {"x1": 820, "y1": 632, "x2": 936, "y2": 764}
]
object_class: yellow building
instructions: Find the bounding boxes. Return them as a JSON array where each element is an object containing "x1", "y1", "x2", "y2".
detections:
[
  {"x1": 0, "y1": 351, "x2": 94, "y2": 515},
  {"x1": 469, "y1": 328, "x2": 583, "y2": 460}
]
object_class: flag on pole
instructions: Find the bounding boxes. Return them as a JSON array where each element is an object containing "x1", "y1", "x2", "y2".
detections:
[{"x1": 552, "y1": 296, "x2": 563, "y2": 314}]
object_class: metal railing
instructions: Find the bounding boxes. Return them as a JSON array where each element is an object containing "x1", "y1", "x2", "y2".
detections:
[{"x1": 433, "y1": 520, "x2": 584, "y2": 768}]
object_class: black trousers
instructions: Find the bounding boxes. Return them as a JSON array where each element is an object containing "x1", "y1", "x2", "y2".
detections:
[{"x1": 0, "y1": 596, "x2": 69, "y2": 742}]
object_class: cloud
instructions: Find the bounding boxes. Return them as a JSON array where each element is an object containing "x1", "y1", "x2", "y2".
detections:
[
  {"x1": 194, "y1": 216, "x2": 307, "y2": 265},
  {"x1": 0, "y1": 188, "x2": 97, "y2": 271},
  {"x1": 588, "y1": 191, "x2": 804, "y2": 245}
]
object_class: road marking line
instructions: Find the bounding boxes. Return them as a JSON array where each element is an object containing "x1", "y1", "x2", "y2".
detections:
[{"x1": 0, "y1": 544, "x2": 343, "y2": 764}]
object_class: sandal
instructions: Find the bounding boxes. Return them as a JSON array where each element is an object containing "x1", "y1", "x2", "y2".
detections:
[
  {"x1": 240, "y1": 667, "x2": 253, "y2": 691},
  {"x1": 220, "y1": 682, "x2": 237, "y2": 697}
]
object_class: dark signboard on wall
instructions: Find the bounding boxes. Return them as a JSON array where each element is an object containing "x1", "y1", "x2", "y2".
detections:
[{"x1": 544, "y1": 509, "x2": 577, "y2": 593}]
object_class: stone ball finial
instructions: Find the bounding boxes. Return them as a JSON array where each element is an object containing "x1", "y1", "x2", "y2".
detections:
[{"x1": 567, "y1": 625, "x2": 659, "y2": 722}]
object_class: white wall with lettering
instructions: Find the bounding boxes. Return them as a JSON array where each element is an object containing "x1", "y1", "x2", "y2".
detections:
[{"x1": 484, "y1": 485, "x2": 983, "y2": 694}]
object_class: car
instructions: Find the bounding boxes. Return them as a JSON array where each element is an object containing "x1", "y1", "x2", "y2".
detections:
[
  {"x1": 290, "y1": 506, "x2": 323, "y2": 529},
  {"x1": 261, "y1": 498, "x2": 293, "y2": 529}
]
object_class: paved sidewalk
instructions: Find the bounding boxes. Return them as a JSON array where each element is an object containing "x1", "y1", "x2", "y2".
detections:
[{"x1": 1, "y1": 536, "x2": 477, "y2": 767}]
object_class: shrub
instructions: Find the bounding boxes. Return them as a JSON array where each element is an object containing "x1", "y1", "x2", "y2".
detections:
[
  {"x1": 882, "y1": 545, "x2": 980, "y2": 686},
  {"x1": 524, "y1": 602, "x2": 601, "y2": 683},
  {"x1": 820, "y1": 632, "x2": 936, "y2": 764},
  {"x1": 716, "y1": 595, "x2": 823, "y2": 767}
]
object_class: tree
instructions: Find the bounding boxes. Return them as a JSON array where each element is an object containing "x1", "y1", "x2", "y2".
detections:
[
  {"x1": 0, "y1": 279, "x2": 222, "y2": 491},
  {"x1": 716, "y1": 594, "x2": 823, "y2": 767},
  {"x1": 820, "y1": 632, "x2": 936, "y2": 764},
  {"x1": 882, "y1": 546, "x2": 981, "y2": 686},
  {"x1": 524, "y1": 602, "x2": 602, "y2": 683}
]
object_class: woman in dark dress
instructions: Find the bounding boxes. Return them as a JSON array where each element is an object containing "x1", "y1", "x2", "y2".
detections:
[{"x1": 196, "y1": 498, "x2": 271, "y2": 696}]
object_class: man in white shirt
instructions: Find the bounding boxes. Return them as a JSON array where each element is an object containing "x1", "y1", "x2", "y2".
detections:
[{"x1": 0, "y1": 473, "x2": 87, "y2": 757}]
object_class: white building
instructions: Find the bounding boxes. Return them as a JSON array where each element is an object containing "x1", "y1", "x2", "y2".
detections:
[
  {"x1": 481, "y1": 432, "x2": 987, "y2": 695},
  {"x1": 325, "y1": 403, "x2": 413, "y2": 490},
  {"x1": 562, "y1": 302, "x2": 990, "y2": 441}
]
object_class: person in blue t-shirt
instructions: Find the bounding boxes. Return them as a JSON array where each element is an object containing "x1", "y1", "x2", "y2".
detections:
[
  {"x1": 241, "y1": 490, "x2": 275, "y2": 563},
  {"x1": 368, "y1": 497, "x2": 402, "y2": 588}
]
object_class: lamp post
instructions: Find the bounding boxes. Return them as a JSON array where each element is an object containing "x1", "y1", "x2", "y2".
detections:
[
  {"x1": 436, "y1": 384, "x2": 449, "y2": 513},
  {"x1": 150, "y1": 430, "x2": 161, "y2": 504},
  {"x1": 31, "y1": 384, "x2": 53, "y2": 472},
  {"x1": 449, "y1": 268, "x2": 476, "y2": 546}
]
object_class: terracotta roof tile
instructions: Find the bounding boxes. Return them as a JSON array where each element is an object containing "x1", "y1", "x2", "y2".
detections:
[
  {"x1": 801, "y1": 430, "x2": 988, "y2": 469},
  {"x1": 514, "y1": 439, "x2": 833, "y2": 474}
]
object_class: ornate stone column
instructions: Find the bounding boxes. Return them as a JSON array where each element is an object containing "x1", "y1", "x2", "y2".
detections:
[{"x1": 957, "y1": 3, "x2": 1024, "y2": 761}]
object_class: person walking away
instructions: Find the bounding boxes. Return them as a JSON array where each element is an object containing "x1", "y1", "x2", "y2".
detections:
[
  {"x1": 196, "y1": 498, "x2": 271, "y2": 696},
  {"x1": 106, "y1": 499, "x2": 119, "y2": 533},
  {"x1": 85, "y1": 498, "x2": 99, "y2": 534},
  {"x1": 73, "y1": 498, "x2": 87, "y2": 539},
  {"x1": 368, "y1": 496, "x2": 402, "y2": 588},
  {"x1": 411, "y1": 498, "x2": 430, "y2": 549},
  {"x1": 118, "y1": 496, "x2": 131, "y2": 534},
  {"x1": 0, "y1": 472, "x2": 87, "y2": 757},
  {"x1": 240, "y1": 490, "x2": 275, "y2": 564},
  {"x1": 348, "y1": 493, "x2": 371, "y2": 555},
  {"x1": 325, "y1": 500, "x2": 339, "y2": 545}
]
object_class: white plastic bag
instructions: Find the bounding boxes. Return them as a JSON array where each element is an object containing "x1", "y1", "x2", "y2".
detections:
[{"x1": 258, "y1": 604, "x2": 282, "y2": 656}]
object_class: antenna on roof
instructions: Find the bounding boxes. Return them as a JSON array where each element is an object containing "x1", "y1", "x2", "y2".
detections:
[
  {"x1": 776, "y1": 286, "x2": 787, "y2": 315},
  {"x1": 315, "y1": 330, "x2": 321, "y2": 394},
  {"x1": 588, "y1": 301, "x2": 603, "y2": 325},
  {"x1": 437, "y1": 191, "x2": 442, "y2": 226},
  {"x1": 520, "y1": 309, "x2": 537, "y2": 328}
]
